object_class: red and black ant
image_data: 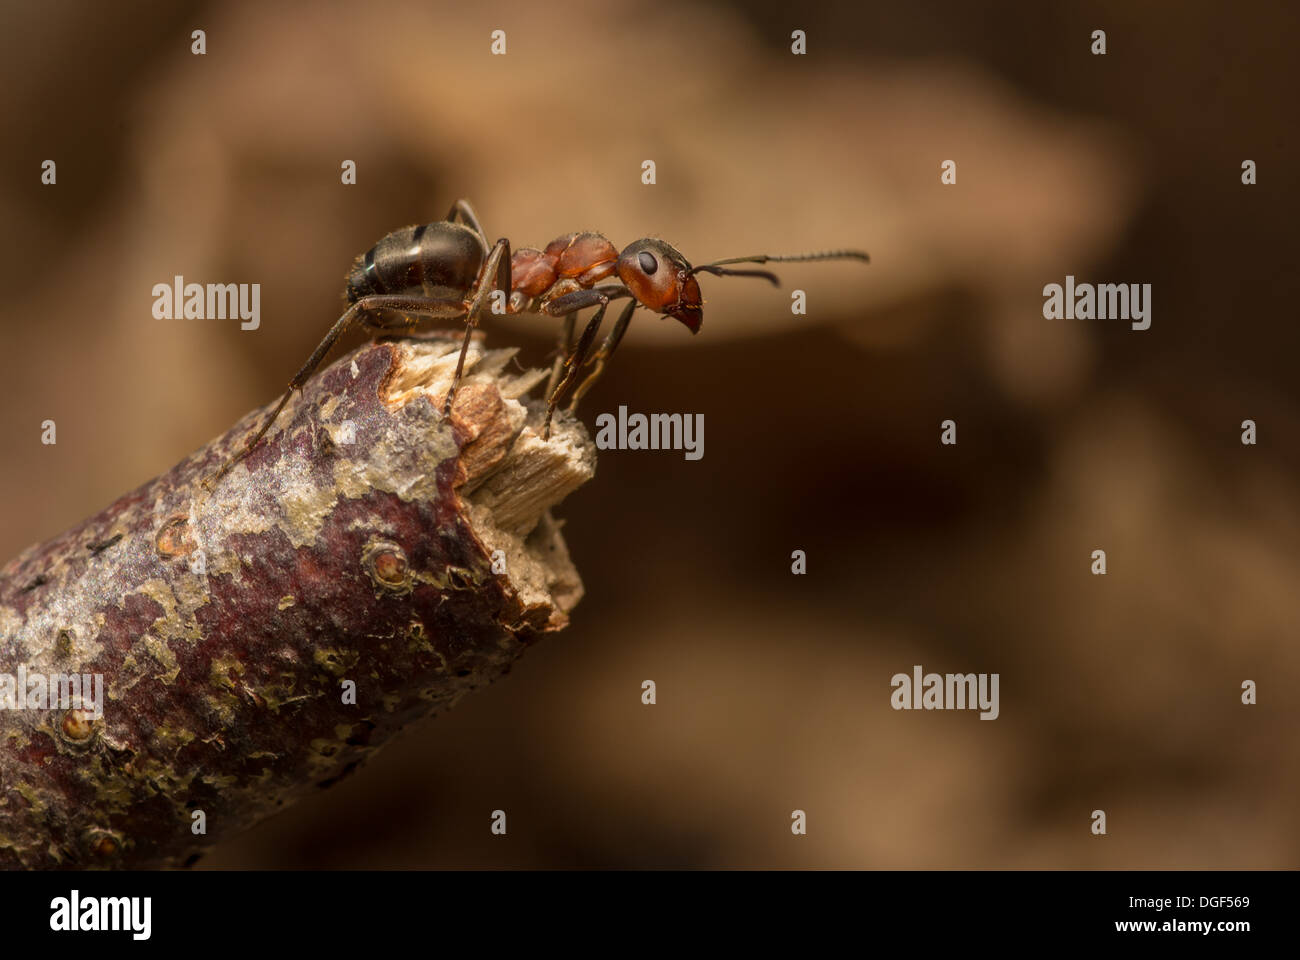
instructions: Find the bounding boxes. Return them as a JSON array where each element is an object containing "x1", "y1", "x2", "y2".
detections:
[{"x1": 207, "y1": 198, "x2": 868, "y2": 484}]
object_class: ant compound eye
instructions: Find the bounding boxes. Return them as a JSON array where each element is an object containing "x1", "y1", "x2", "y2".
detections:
[{"x1": 638, "y1": 251, "x2": 658, "y2": 275}]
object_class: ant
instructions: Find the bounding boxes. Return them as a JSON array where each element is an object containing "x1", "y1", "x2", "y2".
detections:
[{"x1": 206, "y1": 199, "x2": 868, "y2": 485}]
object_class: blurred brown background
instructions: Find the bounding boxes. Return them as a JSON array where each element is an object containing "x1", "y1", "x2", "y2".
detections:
[{"x1": 1, "y1": 0, "x2": 1296, "y2": 867}]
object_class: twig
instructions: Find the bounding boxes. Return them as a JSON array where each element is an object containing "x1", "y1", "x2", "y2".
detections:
[{"x1": 0, "y1": 335, "x2": 594, "y2": 869}]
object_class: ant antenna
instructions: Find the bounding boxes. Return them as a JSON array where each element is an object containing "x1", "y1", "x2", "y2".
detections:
[{"x1": 688, "y1": 249, "x2": 869, "y2": 286}]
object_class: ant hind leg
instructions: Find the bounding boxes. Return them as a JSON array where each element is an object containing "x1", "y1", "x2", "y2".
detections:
[
  {"x1": 445, "y1": 237, "x2": 511, "y2": 417},
  {"x1": 446, "y1": 199, "x2": 488, "y2": 244},
  {"x1": 203, "y1": 295, "x2": 466, "y2": 488}
]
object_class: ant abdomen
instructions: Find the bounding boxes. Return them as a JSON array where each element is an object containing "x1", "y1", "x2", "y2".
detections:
[{"x1": 345, "y1": 222, "x2": 488, "y2": 304}]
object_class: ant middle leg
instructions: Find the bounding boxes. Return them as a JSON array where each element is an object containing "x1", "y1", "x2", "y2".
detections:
[
  {"x1": 545, "y1": 312, "x2": 577, "y2": 400},
  {"x1": 204, "y1": 294, "x2": 466, "y2": 487}
]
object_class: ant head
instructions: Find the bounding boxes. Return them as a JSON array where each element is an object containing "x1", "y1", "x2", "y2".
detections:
[
  {"x1": 616, "y1": 239, "x2": 704, "y2": 333},
  {"x1": 616, "y1": 238, "x2": 797, "y2": 333}
]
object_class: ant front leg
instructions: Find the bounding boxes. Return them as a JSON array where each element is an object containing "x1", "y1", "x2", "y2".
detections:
[
  {"x1": 203, "y1": 294, "x2": 466, "y2": 488},
  {"x1": 567, "y1": 298, "x2": 637, "y2": 412},
  {"x1": 540, "y1": 286, "x2": 634, "y2": 438},
  {"x1": 445, "y1": 237, "x2": 511, "y2": 417}
]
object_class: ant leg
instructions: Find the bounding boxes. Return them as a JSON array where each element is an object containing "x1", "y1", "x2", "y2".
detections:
[
  {"x1": 544, "y1": 300, "x2": 607, "y2": 439},
  {"x1": 537, "y1": 285, "x2": 634, "y2": 438},
  {"x1": 542, "y1": 284, "x2": 634, "y2": 317},
  {"x1": 445, "y1": 237, "x2": 511, "y2": 417},
  {"x1": 567, "y1": 299, "x2": 636, "y2": 412},
  {"x1": 446, "y1": 198, "x2": 487, "y2": 243},
  {"x1": 203, "y1": 294, "x2": 465, "y2": 487},
  {"x1": 545, "y1": 312, "x2": 577, "y2": 400}
]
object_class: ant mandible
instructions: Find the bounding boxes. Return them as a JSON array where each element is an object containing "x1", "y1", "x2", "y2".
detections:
[{"x1": 206, "y1": 198, "x2": 868, "y2": 485}]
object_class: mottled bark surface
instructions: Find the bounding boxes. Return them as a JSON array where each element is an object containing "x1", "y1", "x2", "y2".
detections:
[{"x1": 0, "y1": 336, "x2": 595, "y2": 869}]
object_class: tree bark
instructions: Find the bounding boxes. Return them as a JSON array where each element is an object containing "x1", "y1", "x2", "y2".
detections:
[{"x1": 0, "y1": 335, "x2": 594, "y2": 869}]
